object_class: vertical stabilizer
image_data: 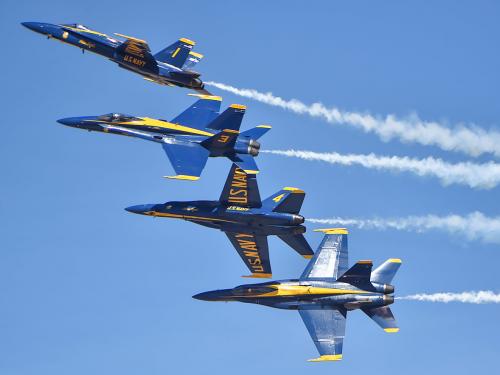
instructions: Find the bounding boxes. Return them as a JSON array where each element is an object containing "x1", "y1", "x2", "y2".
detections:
[
  {"x1": 154, "y1": 38, "x2": 195, "y2": 68},
  {"x1": 370, "y1": 259, "x2": 402, "y2": 284},
  {"x1": 206, "y1": 104, "x2": 246, "y2": 131},
  {"x1": 262, "y1": 187, "x2": 305, "y2": 214}
]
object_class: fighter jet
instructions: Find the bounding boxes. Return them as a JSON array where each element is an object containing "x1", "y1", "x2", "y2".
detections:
[
  {"x1": 193, "y1": 228, "x2": 401, "y2": 361},
  {"x1": 126, "y1": 164, "x2": 314, "y2": 277},
  {"x1": 58, "y1": 95, "x2": 269, "y2": 180},
  {"x1": 21, "y1": 22, "x2": 209, "y2": 93}
]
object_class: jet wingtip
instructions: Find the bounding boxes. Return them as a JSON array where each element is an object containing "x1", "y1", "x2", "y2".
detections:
[
  {"x1": 241, "y1": 273, "x2": 272, "y2": 279},
  {"x1": 313, "y1": 228, "x2": 349, "y2": 235},
  {"x1": 164, "y1": 175, "x2": 200, "y2": 181},
  {"x1": 243, "y1": 169, "x2": 259, "y2": 174},
  {"x1": 308, "y1": 354, "x2": 343, "y2": 362},
  {"x1": 179, "y1": 37, "x2": 196, "y2": 46},
  {"x1": 388, "y1": 258, "x2": 402, "y2": 264},
  {"x1": 187, "y1": 93, "x2": 222, "y2": 101},
  {"x1": 384, "y1": 328, "x2": 400, "y2": 333}
]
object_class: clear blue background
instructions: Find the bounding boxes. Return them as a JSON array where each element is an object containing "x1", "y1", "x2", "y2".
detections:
[{"x1": 1, "y1": 1, "x2": 499, "y2": 373}]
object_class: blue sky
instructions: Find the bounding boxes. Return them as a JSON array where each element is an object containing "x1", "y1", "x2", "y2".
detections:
[{"x1": 1, "y1": 1, "x2": 499, "y2": 374}]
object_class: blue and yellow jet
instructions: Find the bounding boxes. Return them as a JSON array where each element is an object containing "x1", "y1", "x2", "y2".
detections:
[
  {"x1": 21, "y1": 22, "x2": 209, "y2": 93},
  {"x1": 125, "y1": 164, "x2": 314, "y2": 277},
  {"x1": 58, "y1": 95, "x2": 269, "y2": 180},
  {"x1": 194, "y1": 229, "x2": 401, "y2": 361}
]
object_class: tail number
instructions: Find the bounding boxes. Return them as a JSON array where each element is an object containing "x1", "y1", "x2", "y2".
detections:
[
  {"x1": 218, "y1": 135, "x2": 230, "y2": 143},
  {"x1": 273, "y1": 193, "x2": 285, "y2": 203}
]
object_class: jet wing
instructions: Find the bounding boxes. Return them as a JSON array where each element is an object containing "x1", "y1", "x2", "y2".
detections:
[
  {"x1": 171, "y1": 94, "x2": 222, "y2": 130},
  {"x1": 162, "y1": 141, "x2": 209, "y2": 180},
  {"x1": 299, "y1": 306, "x2": 346, "y2": 361},
  {"x1": 115, "y1": 32, "x2": 151, "y2": 52},
  {"x1": 225, "y1": 232, "x2": 271, "y2": 278},
  {"x1": 114, "y1": 33, "x2": 158, "y2": 71},
  {"x1": 300, "y1": 229, "x2": 348, "y2": 281},
  {"x1": 219, "y1": 164, "x2": 262, "y2": 208}
]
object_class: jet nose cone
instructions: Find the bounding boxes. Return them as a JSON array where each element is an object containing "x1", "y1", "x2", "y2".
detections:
[
  {"x1": 192, "y1": 289, "x2": 233, "y2": 301},
  {"x1": 125, "y1": 204, "x2": 155, "y2": 215},
  {"x1": 57, "y1": 117, "x2": 81, "y2": 127},
  {"x1": 192, "y1": 291, "x2": 214, "y2": 301},
  {"x1": 21, "y1": 22, "x2": 47, "y2": 33}
]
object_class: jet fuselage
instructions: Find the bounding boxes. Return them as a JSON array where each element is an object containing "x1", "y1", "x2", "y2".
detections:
[
  {"x1": 57, "y1": 114, "x2": 261, "y2": 158},
  {"x1": 193, "y1": 279, "x2": 395, "y2": 311},
  {"x1": 125, "y1": 200, "x2": 306, "y2": 236},
  {"x1": 21, "y1": 22, "x2": 205, "y2": 90}
]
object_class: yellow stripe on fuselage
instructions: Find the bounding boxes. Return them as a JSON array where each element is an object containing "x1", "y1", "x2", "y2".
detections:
[
  {"x1": 235, "y1": 284, "x2": 372, "y2": 299},
  {"x1": 100, "y1": 118, "x2": 215, "y2": 137},
  {"x1": 144, "y1": 211, "x2": 237, "y2": 224}
]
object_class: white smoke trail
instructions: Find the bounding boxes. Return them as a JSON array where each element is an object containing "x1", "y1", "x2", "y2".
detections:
[
  {"x1": 206, "y1": 81, "x2": 500, "y2": 158},
  {"x1": 398, "y1": 291, "x2": 500, "y2": 304},
  {"x1": 262, "y1": 149, "x2": 500, "y2": 189},
  {"x1": 306, "y1": 212, "x2": 500, "y2": 244}
]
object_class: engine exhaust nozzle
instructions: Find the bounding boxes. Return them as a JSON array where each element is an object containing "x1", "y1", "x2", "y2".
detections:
[{"x1": 383, "y1": 295, "x2": 394, "y2": 305}]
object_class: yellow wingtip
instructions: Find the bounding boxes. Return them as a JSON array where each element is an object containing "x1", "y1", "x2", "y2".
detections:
[
  {"x1": 189, "y1": 51, "x2": 203, "y2": 58},
  {"x1": 282, "y1": 187, "x2": 305, "y2": 193},
  {"x1": 313, "y1": 228, "x2": 349, "y2": 235},
  {"x1": 308, "y1": 354, "x2": 343, "y2": 362},
  {"x1": 384, "y1": 328, "x2": 400, "y2": 333},
  {"x1": 229, "y1": 104, "x2": 246, "y2": 110},
  {"x1": 388, "y1": 258, "x2": 402, "y2": 264},
  {"x1": 164, "y1": 175, "x2": 200, "y2": 181},
  {"x1": 114, "y1": 32, "x2": 147, "y2": 44},
  {"x1": 357, "y1": 260, "x2": 373, "y2": 265},
  {"x1": 303, "y1": 255, "x2": 314, "y2": 259},
  {"x1": 242, "y1": 273, "x2": 272, "y2": 279},
  {"x1": 222, "y1": 129, "x2": 240, "y2": 134},
  {"x1": 187, "y1": 93, "x2": 222, "y2": 101},
  {"x1": 256, "y1": 125, "x2": 272, "y2": 128},
  {"x1": 180, "y1": 37, "x2": 195, "y2": 46}
]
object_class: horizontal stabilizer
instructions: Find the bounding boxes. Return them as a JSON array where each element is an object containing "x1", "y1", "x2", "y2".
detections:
[
  {"x1": 154, "y1": 38, "x2": 195, "y2": 68},
  {"x1": 229, "y1": 153, "x2": 259, "y2": 174},
  {"x1": 262, "y1": 187, "x2": 305, "y2": 214},
  {"x1": 206, "y1": 104, "x2": 246, "y2": 131},
  {"x1": 362, "y1": 306, "x2": 399, "y2": 333},
  {"x1": 183, "y1": 51, "x2": 204, "y2": 70},
  {"x1": 240, "y1": 125, "x2": 271, "y2": 140},
  {"x1": 278, "y1": 234, "x2": 314, "y2": 258},
  {"x1": 336, "y1": 260, "x2": 372, "y2": 287},
  {"x1": 371, "y1": 258, "x2": 402, "y2": 284}
]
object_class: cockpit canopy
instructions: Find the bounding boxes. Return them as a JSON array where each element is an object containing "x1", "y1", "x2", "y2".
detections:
[
  {"x1": 62, "y1": 23, "x2": 90, "y2": 30},
  {"x1": 97, "y1": 113, "x2": 140, "y2": 123},
  {"x1": 232, "y1": 285, "x2": 275, "y2": 296}
]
